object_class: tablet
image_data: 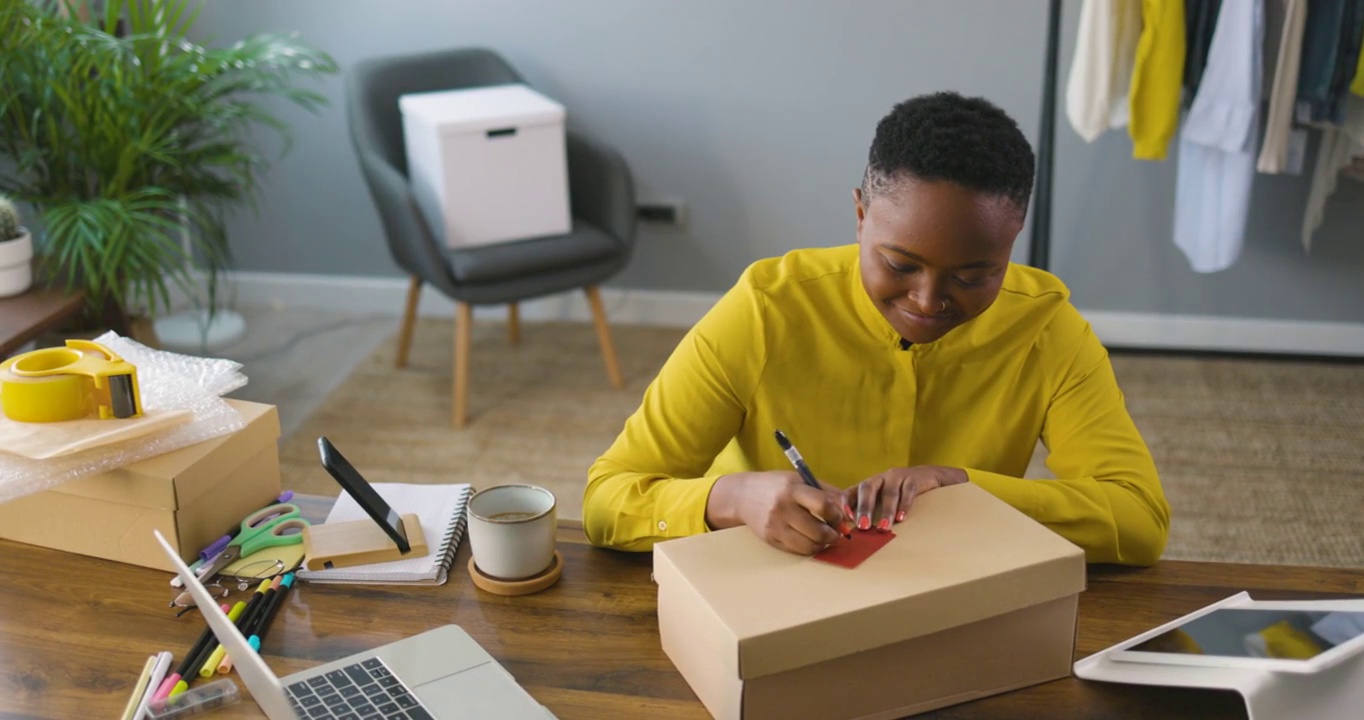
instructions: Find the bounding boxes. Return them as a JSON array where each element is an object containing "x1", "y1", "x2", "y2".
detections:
[{"x1": 1107, "y1": 598, "x2": 1364, "y2": 674}]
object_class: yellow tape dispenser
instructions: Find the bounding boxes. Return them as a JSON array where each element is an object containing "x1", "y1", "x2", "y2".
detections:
[{"x1": 0, "y1": 340, "x2": 144, "y2": 422}]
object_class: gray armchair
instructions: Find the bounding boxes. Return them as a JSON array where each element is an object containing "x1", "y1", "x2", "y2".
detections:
[{"x1": 346, "y1": 48, "x2": 636, "y2": 427}]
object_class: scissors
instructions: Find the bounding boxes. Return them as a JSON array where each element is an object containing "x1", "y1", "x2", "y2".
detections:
[{"x1": 195, "y1": 503, "x2": 310, "y2": 582}]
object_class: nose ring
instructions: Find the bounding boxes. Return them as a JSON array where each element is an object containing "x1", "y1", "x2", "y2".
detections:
[{"x1": 939, "y1": 299, "x2": 948, "y2": 313}]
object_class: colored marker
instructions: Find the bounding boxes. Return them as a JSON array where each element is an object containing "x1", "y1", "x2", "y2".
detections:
[
  {"x1": 152, "y1": 604, "x2": 229, "y2": 702},
  {"x1": 171, "y1": 601, "x2": 246, "y2": 695},
  {"x1": 197, "y1": 586, "x2": 266, "y2": 679},
  {"x1": 246, "y1": 573, "x2": 295, "y2": 648},
  {"x1": 219, "y1": 576, "x2": 284, "y2": 674}
]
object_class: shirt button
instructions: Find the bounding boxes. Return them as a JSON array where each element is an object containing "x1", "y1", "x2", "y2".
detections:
[{"x1": 657, "y1": 520, "x2": 668, "y2": 532}]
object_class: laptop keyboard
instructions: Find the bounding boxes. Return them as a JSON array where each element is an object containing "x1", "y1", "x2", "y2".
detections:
[{"x1": 286, "y1": 657, "x2": 434, "y2": 720}]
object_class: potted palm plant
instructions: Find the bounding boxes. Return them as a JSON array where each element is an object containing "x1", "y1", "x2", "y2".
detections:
[
  {"x1": 0, "y1": 0, "x2": 336, "y2": 337},
  {"x1": 0, "y1": 194, "x2": 33, "y2": 298}
]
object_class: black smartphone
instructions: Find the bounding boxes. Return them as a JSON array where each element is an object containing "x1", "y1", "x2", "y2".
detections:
[{"x1": 316, "y1": 436, "x2": 411, "y2": 554}]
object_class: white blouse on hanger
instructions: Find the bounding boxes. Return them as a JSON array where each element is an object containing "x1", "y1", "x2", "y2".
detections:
[{"x1": 1173, "y1": 0, "x2": 1264, "y2": 273}]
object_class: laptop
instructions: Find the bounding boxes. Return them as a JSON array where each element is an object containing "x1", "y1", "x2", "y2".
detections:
[{"x1": 153, "y1": 530, "x2": 555, "y2": 719}]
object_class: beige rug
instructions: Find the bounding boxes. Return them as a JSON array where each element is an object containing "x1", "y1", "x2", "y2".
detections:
[{"x1": 282, "y1": 319, "x2": 1364, "y2": 568}]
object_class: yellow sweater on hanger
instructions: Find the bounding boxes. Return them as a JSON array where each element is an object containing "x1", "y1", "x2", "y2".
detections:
[
  {"x1": 1129, "y1": 0, "x2": 1187, "y2": 159},
  {"x1": 1351, "y1": 40, "x2": 1364, "y2": 97}
]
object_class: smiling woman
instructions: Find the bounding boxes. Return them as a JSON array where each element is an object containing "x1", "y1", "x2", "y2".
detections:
[{"x1": 583, "y1": 92, "x2": 1170, "y2": 567}]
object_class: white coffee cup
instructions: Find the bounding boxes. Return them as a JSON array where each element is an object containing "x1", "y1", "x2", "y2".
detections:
[{"x1": 467, "y1": 484, "x2": 557, "y2": 580}]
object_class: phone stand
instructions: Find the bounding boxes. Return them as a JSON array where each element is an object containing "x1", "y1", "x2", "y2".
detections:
[
  {"x1": 301, "y1": 514, "x2": 428, "y2": 571},
  {"x1": 1075, "y1": 595, "x2": 1364, "y2": 720}
]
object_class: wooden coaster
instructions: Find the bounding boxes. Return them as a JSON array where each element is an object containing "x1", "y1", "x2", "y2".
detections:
[{"x1": 468, "y1": 550, "x2": 563, "y2": 596}]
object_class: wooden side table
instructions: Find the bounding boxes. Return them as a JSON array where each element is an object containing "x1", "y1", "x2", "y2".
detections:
[{"x1": 0, "y1": 288, "x2": 86, "y2": 357}]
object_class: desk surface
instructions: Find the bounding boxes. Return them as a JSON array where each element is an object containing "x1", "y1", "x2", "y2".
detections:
[
  {"x1": 2, "y1": 504, "x2": 1361, "y2": 720},
  {"x1": 0, "y1": 287, "x2": 86, "y2": 357}
]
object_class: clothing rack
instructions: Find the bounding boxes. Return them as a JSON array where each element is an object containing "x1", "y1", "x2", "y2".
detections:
[{"x1": 1029, "y1": 0, "x2": 1063, "y2": 271}]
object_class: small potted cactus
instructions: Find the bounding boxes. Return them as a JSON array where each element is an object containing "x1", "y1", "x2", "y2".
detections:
[{"x1": 0, "y1": 195, "x2": 33, "y2": 297}]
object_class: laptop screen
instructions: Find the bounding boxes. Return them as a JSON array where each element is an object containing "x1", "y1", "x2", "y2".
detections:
[{"x1": 154, "y1": 530, "x2": 298, "y2": 719}]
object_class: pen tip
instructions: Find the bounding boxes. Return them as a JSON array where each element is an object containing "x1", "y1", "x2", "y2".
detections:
[{"x1": 773, "y1": 429, "x2": 790, "y2": 448}]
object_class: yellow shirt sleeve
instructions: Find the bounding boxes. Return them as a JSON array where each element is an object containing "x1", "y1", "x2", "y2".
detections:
[
  {"x1": 1128, "y1": 0, "x2": 1187, "y2": 160},
  {"x1": 967, "y1": 314, "x2": 1170, "y2": 566},
  {"x1": 583, "y1": 274, "x2": 765, "y2": 550}
]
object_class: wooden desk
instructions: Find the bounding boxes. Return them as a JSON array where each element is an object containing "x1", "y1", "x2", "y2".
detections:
[
  {"x1": 0, "y1": 287, "x2": 86, "y2": 357},
  {"x1": 1, "y1": 514, "x2": 1361, "y2": 720}
]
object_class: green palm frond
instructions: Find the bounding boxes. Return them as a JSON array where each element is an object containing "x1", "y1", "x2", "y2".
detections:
[{"x1": 0, "y1": 0, "x2": 337, "y2": 317}]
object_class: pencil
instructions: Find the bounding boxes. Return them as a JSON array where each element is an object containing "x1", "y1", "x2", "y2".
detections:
[{"x1": 119, "y1": 654, "x2": 158, "y2": 720}]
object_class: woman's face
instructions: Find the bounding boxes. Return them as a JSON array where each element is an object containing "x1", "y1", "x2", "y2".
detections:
[{"x1": 855, "y1": 179, "x2": 1022, "y2": 344}]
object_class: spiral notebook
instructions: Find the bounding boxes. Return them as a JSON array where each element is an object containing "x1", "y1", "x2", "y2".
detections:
[{"x1": 297, "y1": 483, "x2": 473, "y2": 586}]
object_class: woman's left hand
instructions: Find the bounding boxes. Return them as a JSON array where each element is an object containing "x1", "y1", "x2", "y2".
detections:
[{"x1": 845, "y1": 466, "x2": 969, "y2": 532}]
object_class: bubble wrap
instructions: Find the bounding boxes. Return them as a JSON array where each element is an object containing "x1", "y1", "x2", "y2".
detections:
[{"x1": 0, "y1": 332, "x2": 249, "y2": 503}]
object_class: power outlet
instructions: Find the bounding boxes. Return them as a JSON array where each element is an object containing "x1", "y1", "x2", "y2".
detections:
[{"x1": 636, "y1": 199, "x2": 686, "y2": 228}]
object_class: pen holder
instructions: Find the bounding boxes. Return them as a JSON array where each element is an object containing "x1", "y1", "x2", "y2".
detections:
[{"x1": 301, "y1": 514, "x2": 428, "y2": 571}]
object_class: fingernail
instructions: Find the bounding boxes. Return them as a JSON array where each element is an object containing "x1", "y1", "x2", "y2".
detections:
[
  {"x1": 843, "y1": 504, "x2": 854, "y2": 518},
  {"x1": 877, "y1": 518, "x2": 890, "y2": 532},
  {"x1": 895, "y1": 511, "x2": 906, "y2": 522},
  {"x1": 857, "y1": 516, "x2": 870, "y2": 531},
  {"x1": 840, "y1": 522, "x2": 853, "y2": 536}
]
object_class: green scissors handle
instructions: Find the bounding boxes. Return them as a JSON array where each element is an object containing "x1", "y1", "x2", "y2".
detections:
[
  {"x1": 238, "y1": 517, "x2": 309, "y2": 557},
  {"x1": 230, "y1": 503, "x2": 309, "y2": 558}
]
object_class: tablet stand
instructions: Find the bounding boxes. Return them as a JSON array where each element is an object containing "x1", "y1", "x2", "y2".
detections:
[
  {"x1": 301, "y1": 514, "x2": 428, "y2": 571},
  {"x1": 1075, "y1": 597, "x2": 1364, "y2": 720}
]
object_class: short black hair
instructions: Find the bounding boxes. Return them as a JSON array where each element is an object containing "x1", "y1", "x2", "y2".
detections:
[{"x1": 862, "y1": 91, "x2": 1035, "y2": 218}]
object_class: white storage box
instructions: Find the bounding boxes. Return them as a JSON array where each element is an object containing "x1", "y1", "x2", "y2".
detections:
[{"x1": 399, "y1": 84, "x2": 571, "y2": 249}]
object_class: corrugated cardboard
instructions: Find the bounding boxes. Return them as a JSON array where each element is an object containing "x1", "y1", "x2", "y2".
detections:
[
  {"x1": 0, "y1": 399, "x2": 281, "y2": 571},
  {"x1": 653, "y1": 483, "x2": 1087, "y2": 720}
]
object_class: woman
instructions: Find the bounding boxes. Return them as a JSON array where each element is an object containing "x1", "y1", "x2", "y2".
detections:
[{"x1": 584, "y1": 92, "x2": 1169, "y2": 566}]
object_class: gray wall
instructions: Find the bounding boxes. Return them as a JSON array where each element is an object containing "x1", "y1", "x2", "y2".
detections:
[{"x1": 193, "y1": 0, "x2": 1364, "y2": 322}]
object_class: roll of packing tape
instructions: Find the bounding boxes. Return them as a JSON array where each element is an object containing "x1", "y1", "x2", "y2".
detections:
[{"x1": 0, "y1": 340, "x2": 143, "y2": 422}]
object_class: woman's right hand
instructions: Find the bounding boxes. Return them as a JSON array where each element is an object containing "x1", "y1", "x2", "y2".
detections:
[{"x1": 705, "y1": 471, "x2": 852, "y2": 555}]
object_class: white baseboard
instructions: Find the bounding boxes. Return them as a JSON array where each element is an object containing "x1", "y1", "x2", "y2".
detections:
[
  {"x1": 214, "y1": 272, "x2": 1364, "y2": 357},
  {"x1": 1082, "y1": 311, "x2": 1364, "y2": 357},
  {"x1": 222, "y1": 271, "x2": 719, "y2": 328}
]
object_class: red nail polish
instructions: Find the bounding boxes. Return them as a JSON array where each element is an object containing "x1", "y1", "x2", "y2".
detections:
[
  {"x1": 843, "y1": 504, "x2": 854, "y2": 518},
  {"x1": 857, "y1": 516, "x2": 870, "y2": 531},
  {"x1": 877, "y1": 518, "x2": 890, "y2": 532},
  {"x1": 895, "y1": 511, "x2": 906, "y2": 522}
]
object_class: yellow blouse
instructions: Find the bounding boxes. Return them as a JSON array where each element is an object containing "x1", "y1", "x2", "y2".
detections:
[
  {"x1": 585, "y1": 246, "x2": 1170, "y2": 565},
  {"x1": 1128, "y1": 0, "x2": 1187, "y2": 160}
]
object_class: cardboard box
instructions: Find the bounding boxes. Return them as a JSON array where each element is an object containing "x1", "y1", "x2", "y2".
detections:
[
  {"x1": 653, "y1": 483, "x2": 1087, "y2": 720},
  {"x1": 400, "y1": 84, "x2": 571, "y2": 248},
  {"x1": 0, "y1": 399, "x2": 281, "y2": 571}
]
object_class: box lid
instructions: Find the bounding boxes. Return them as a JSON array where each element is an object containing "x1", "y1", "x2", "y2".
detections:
[
  {"x1": 653, "y1": 483, "x2": 1086, "y2": 680},
  {"x1": 398, "y1": 84, "x2": 565, "y2": 133},
  {"x1": 49, "y1": 399, "x2": 280, "y2": 510}
]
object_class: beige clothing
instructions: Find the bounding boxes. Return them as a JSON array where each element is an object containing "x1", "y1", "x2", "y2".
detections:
[
  {"x1": 1257, "y1": 0, "x2": 1308, "y2": 173},
  {"x1": 1302, "y1": 96, "x2": 1364, "y2": 250},
  {"x1": 1066, "y1": 0, "x2": 1143, "y2": 142}
]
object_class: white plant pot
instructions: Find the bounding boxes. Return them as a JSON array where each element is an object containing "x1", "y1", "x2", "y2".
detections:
[{"x1": 0, "y1": 229, "x2": 33, "y2": 299}]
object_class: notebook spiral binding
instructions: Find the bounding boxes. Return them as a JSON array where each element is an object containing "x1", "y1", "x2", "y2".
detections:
[{"x1": 434, "y1": 493, "x2": 473, "y2": 575}]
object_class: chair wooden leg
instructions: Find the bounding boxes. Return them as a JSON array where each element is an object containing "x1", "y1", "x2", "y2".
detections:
[
  {"x1": 453, "y1": 302, "x2": 472, "y2": 428},
  {"x1": 584, "y1": 286, "x2": 623, "y2": 389},
  {"x1": 508, "y1": 302, "x2": 520, "y2": 345},
  {"x1": 395, "y1": 275, "x2": 421, "y2": 369}
]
